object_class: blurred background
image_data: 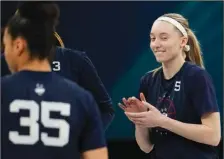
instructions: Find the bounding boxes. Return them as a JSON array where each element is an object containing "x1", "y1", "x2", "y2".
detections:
[{"x1": 1, "y1": 1, "x2": 223, "y2": 159}]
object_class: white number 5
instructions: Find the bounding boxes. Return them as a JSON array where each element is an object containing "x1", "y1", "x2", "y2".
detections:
[
  {"x1": 9, "y1": 100, "x2": 70, "y2": 147},
  {"x1": 174, "y1": 81, "x2": 181, "y2": 91}
]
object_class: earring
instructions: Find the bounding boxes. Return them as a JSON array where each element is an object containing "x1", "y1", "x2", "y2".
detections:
[{"x1": 184, "y1": 45, "x2": 190, "y2": 52}]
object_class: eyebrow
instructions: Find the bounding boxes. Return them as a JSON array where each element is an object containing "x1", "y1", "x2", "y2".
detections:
[{"x1": 150, "y1": 32, "x2": 169, "y2": 37}]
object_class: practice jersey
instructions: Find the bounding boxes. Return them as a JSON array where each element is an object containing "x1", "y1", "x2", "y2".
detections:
[
  {"x1": 139, "y1": 62, "x2": 219, "y2": 159},
  {"x1": 1, "y1": 46, "x2": 114, "y2": 130},
  {"x1": 1, "y1": 70, "x2": 106, "y2": 159}
]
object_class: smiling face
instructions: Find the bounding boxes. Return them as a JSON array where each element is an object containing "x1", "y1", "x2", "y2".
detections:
[{"x1": 150, "y1": 20, "x2": 187, "y2": 63}]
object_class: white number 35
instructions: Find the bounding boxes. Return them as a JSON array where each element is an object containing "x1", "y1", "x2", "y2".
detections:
[{"x1": 9, "y1": 100, "x2": 70, "y2": 147}]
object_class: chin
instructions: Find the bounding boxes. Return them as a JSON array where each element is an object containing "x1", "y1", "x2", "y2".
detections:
[{"x1": 155, "y1": 57, "x2": 167, "y2": 63}]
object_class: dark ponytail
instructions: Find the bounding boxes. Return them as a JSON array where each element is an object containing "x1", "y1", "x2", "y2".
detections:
[
  {"x1": 17, "y1": 2, "x2": 59, "y2": 28},
  {"x1": 6, "y1": 2, "x2": 60, "y2": 60}
]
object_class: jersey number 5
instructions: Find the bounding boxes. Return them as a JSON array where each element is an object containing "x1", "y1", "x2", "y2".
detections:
[
  {"x1": 9, "y1": 100, "x2": 70, "y2": 147},
  {"x1": 174, "y1": 81, "x2": 181, "y2": 91}
]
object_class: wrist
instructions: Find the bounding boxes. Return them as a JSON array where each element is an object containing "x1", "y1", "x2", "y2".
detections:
[
  {"x1": 157, "y1": 114, "x2": 169, "y2": 128},
  {"x1": 136, "y1": 125, "x2": 148, "y2": 130}
]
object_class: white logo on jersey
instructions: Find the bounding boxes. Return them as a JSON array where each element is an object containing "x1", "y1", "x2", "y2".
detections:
[
  {"x1": 174, "y1": 81, "x2": 181, "y2": 91},
  {"x1": 52, "y1": 61, "x2": 60, "y2": 71},
  {"x1": 35, "y1": 84, "x2": 45, "y2": 96}
]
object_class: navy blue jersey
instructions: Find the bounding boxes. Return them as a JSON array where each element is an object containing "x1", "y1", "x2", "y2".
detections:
[
  {"x1": 1, "y1": 46, "x2": 114, "y2": 130},
  {"x1": 139, "y1": 62, "x2": 219, "y2": 159},
  {"x1": 1, "y1": 71, "x2": 106, "y2": 159}
]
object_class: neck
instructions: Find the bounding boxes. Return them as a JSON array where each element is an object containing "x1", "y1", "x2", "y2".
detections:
[
  {"x1": 18, "y1": 59, "x2": 51, "y2": 72},
  {"x1": 162, "y1": 55, "x2": 185, "y2": 80}
]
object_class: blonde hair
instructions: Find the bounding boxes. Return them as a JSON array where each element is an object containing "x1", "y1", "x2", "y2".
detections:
[
  {"x1": 152, "y1": 13, "x2": 204, "y2": 76},
  {"x1": 54, "y1": 32, "x2": 65, "y2": 48}
]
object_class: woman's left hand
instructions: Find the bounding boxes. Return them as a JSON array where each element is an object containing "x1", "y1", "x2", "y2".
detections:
[
  {"x1": 118, "y1": 93, "x2": 148, "y2": 113},
  {"x1": 125, "y1": 101, "x2": 165, "y2": 128}
]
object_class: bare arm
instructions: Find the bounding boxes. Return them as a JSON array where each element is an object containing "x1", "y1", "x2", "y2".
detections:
[
  {"x1": 135, "y1": 126, "x2": 154, "y2": 153},
  {"x1": 160, "y1": 112, "x2": 221, "y2": 146},
  {"x1": 82, "y1": 147, "x2": 108, "y2": 159},
  {"x1": 159, "y1": 69, "x2": 221, "y2": 146}
]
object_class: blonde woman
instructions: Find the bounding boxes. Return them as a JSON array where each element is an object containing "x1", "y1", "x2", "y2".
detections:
[{"x1": 119, "y1": 13, "x2": 221, "y2": 159}]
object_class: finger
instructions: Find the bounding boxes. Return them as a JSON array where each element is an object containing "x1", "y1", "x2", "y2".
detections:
[
  {"x1": 127, "y1": 117, "x2": 135, "y2": 122},
  {"x1": 118, "y1": 103, "x2": 126, "y2": 111},
  {"x1": 130, "y1": 97, "x2": 147, "y2": 111},
  {"x1": 122, "y1": 97, "x2": 130, "y2": 107},
  {"x1": 127, "y1": 97, "x2": 134, "y2": 104},
  {"x1": 128, "y1": 96, "x2": 136, "y2": 105},
  {"x1": 131, "y1": 118, "x2": 144, "y2": 125},
  {"x1": 126, "y1": 116, "x2": 137, "y2": 124},
  {"x1": 130, "y1": 96, "x2": 138, "y2": 102},
  {"x1": 125, "y1": 111, "x2": 147, "y2": 118},
  {"x1": 131, "y1": 97, "x2": 144, "y2": 107},
  {"x1": 140, "y1": 93, "x2": 146, "y2": 102}
]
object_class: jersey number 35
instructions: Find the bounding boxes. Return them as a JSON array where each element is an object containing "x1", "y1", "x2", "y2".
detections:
[{"x1": 9, "y1": 100, "x2": 71, "y2": 147}]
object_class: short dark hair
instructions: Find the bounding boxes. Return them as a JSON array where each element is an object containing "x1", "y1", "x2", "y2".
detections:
[{"x1": 5, "y1": 2, "x2": 60, "y2": 60}]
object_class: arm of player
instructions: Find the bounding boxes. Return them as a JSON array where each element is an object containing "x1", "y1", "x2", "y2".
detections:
[
  {"x1": 160, "y1": 112, "x2": 220, "y2": 146},
  {"x1": 79, "y1": 52, "x2": 114, "y2": 130},
  {"x1": 157, "y1": 69, "x2": 221, "y2": 146},
  {"x1": 80, "y1": 92, "x2": 108, "y2": 159},
  {"x1": 136, "y1": 75, "x2": 154, "y2": 153},
  {"x1": 82, "y1": 147, "x2": 108, "y2": 159},
  {"x1": 135, "y1": 126, "x2": 154, "y2": 153},
  {"x1": 118, "y1": 94, "x2": 154, "y2": 153},
  {"x1": 126, "y1": 102, "x2": 221, "y2": 147}
]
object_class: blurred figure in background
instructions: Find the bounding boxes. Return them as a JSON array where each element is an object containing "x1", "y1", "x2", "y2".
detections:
[
  {"x1": 1, "y1": 2, "x2": 114, "y2": 131},
  {"x1": 1, "y1": 2, "x2": 108, "y2": 159}
]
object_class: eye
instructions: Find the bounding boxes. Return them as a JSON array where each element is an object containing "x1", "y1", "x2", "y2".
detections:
[
  {"x1": 150, "y1": 37, "x2": 156, "y2": 42},
  {"x1": 161, "y1": 36, "x2": 168, "y2": 40}
]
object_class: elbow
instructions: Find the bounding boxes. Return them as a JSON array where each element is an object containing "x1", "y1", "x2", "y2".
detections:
[
  {"x1": 139, "y1": 145, "x2": 154, "y2": 153},
  {"x1": 140, "y1": 146, "x2": 153, "y2": 153},
  {"x1": 209, "y1": 138, "x2": 220, "y2": 147},
  {"x1": 211, "y1": 134, "x2": 221, "y2": 146},
  {"x1": 101, "y1": 111, "x2": 115, "y2": 130},
  {"x1": 136, "y1": 140, "x2": 154, "y2": 153},
  {"x1": 204, "y1": 131, "x2": 221, "y2": 146},
  {"x1": 211, "y1": 129, "x2": 221, "y2": 146},
  {"x1": 101, "y1": 103, "x2": 115, "y2": 117},
  {"x1": 135, "y1": 127, "x2": 154, "y2": 153}
]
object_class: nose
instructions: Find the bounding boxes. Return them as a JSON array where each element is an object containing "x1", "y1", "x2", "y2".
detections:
[{"x1": 150, "y1": 39, "x2": 161, "y2": 49}]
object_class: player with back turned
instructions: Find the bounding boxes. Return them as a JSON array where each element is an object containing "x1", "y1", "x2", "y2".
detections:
[
  {"x1": 1, "y1": 2, "x2": 114, "y2": 131},
  {"x1": 1, "y1": 2, "x2": 108, "y2": 159}
]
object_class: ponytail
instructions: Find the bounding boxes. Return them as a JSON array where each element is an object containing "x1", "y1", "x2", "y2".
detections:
[
  {"x1": 186, "y1": 29, "x2": 204, "y2": 68},
  {"x1": 15, "y1": 9, "x2": 64, "y2": 48},
  {"x1": 54, "y1": 32, "x2": 65, "y2": 48}
]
